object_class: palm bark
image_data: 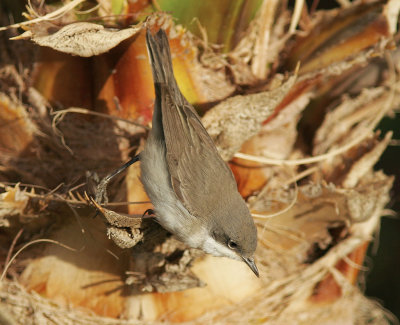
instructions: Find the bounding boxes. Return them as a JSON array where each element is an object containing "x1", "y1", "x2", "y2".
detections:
[{"x1": 0, "y1": 0, "x2": 398, "y2": 323}]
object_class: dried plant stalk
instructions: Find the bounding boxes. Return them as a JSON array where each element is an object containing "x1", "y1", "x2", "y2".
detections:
[{"x1": 0, "y1": 0, "x2": 398, "y2": 324}]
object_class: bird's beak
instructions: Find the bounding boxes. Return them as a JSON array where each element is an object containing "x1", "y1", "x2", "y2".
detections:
[{"x1": 242, "y1": 256, "x2": 259, "y2": 277}]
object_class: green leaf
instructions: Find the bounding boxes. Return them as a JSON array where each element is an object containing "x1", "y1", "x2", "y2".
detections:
[
  {"x1": 157, "y1": 0, "x2": 263, "y2": 51},
  {"x1": 112, "y1": 0, "x2": 125, "y2": 15}
]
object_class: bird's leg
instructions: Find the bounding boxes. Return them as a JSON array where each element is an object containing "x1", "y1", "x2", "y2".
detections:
[{"x1": 95, "y1": 154, "x2": 140, "y2": 204}]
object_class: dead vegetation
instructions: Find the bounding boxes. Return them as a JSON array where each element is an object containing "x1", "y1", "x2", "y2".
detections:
[{"x1": 0, "y1": 0, "x2": 399, "y2": 324}]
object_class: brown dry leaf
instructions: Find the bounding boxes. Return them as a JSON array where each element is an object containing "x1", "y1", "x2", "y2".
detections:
[
  {"x1": 202, "y1": 74, "x2": 297, "y2": 161},
  {"x1": 342, "y1": 132, "x2": 392, "y2": 188},
  {"x1": 231, "y1": 88, "x2": 312, "y2": 197},
  {"x1": 229, "y1": 2, "x2": 290, "y2": 84},
  {"x1": 0, "y1": 186, "x2": 30, "y2": 224},
  {"x1": 257, "y1": 89, "x2": 313, "y2": 158},
  {"x1": 90, "y1": 198, "x2": 144, "y2": 249},
  {"x1": 0, "y1": 93, "x2": 36, "y2": 157},
  {"x1": 26, "y1": 22, "x2": 142, "y2": 57},
  {"x1": 383, "y1": 0, "x2": 400, "y2": 34},
  {"x1": 253, "y1": 183, "x2": 349, "y2": 278},
  {"x1": 124, "y1": 255, "x2": 262, "y2": 322},
  {"x1": 127, "y1": 234, "x2": 205, "y2": 295},
  {"x1": 313, "y1": 87, "x2": 386, "y2": 155},
  {"x1": 317, "y1": 132, "x2": 392, "y2": 187},
  {"x1": 0, "y1": 0, "x2": 86, "y2": 32},
  {"x1": 309, "y1": 241, "x2": 369, "y2": 304},
  {"x1": 19, "y1": 216, "x2": 128, "y2": 318},
  {"x1": 286, "y1": 1, "x2": 392, "y2": 74},
  {"x1": 249, "y1": 0, "x2": 280, "y2": 80},
  {"x1": 28, "y1": 15, "x2": 236, "y2": 124}
]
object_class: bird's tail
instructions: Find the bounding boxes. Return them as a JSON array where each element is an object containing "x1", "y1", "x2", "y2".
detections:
[{"x1": 145, "y1": 28, "x2": 178, "y2": 90}]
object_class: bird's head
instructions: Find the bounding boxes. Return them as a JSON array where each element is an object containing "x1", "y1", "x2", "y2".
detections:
[{"x1": 201, "y1": 198, "x2": 259, "y2": 276}]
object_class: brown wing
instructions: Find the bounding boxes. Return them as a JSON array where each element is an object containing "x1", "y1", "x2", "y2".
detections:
[
  {"x1": 161, "y1": 87, "x2": 238, "y2": 218},
  {"x1": 146, "y1": 29, "x2": 238, "y2": 218}
]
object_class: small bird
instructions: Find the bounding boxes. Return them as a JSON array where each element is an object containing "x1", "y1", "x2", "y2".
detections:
[{"x1": 98, "y1": 28, "x2": 258, "y2": 276}]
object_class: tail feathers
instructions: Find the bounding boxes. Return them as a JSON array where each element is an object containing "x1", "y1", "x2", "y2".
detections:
[{"x1": 146, "y1": 29, "x2": 177, "y2": 89}]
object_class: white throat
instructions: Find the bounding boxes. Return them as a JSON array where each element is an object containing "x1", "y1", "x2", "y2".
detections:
[{"x1": 200, "y1": 232, "x2": 240, "y2": 260}]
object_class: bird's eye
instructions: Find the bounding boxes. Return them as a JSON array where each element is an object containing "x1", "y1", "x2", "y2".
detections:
[{"x1": 228, "y1": 240, "x2": 238, "y2": 250}]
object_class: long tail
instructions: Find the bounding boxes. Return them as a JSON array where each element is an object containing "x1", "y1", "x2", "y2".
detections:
[
  {"x1": 145, "y1": 28, "x2": 178, "y2": 90},
  {"x1": 145, "y1": 28, "x2": 187, "y2": 141}
]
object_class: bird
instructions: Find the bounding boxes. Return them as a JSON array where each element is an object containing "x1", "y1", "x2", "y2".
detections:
[{"x1": 97, "y1": 28, "x2": 258, "y2": 277}]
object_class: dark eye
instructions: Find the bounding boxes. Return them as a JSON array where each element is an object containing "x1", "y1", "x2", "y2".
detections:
[{"x1": 228, "y1": 240, "x2": 238, "y2": 250}]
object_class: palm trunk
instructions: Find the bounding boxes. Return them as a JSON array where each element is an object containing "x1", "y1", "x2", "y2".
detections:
[{"x1": 0, "y1": 0, "x2": 398, "y2": 324}]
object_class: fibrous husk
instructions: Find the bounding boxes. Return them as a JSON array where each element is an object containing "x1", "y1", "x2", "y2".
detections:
[
  {"x1": 202, "y1": 73, "x2": 297, "y2": 161},
  {"x1": 0, "y1": 0, "x2": 399, "y2": 324},
  {"x1": 20, "y1": 22, "x2": 142, "y2": 57}
]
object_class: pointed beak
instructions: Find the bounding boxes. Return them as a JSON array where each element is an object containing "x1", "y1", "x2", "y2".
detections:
[{"x1": 242, "y1": 256, "x2": 259, "y2": 277}]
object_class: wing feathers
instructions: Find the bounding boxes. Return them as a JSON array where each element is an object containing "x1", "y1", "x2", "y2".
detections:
[{"x1": 146, "y1": 29, "x2": 238, "y2": 219}]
